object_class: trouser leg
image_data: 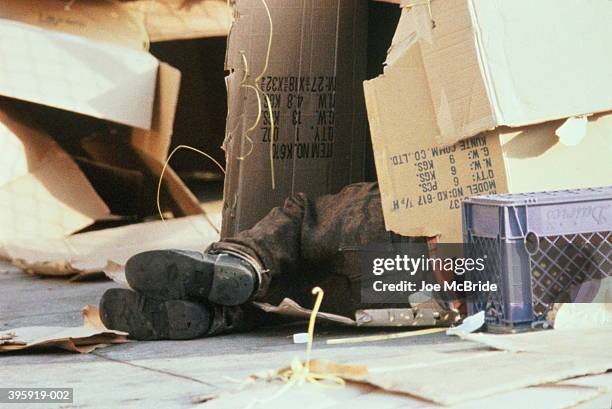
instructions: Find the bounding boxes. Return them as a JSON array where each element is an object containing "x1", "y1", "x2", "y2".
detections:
[{"x1": 209, "y1": 182, "x2": 400, "y2": 316}]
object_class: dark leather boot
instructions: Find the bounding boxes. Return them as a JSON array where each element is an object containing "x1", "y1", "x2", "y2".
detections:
[
  {"x1": 99, "y1": 288, "x2": 212, "y2": 340},
  {"x1": 124, "y1": 249, "x2": 258, "y2": 306}
]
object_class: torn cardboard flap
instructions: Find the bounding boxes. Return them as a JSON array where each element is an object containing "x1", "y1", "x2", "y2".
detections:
[
  {"x1": 122, "y1": 0, "x2": 232, "y2": 42},
  {"x1": 364, "y1": 39, "x2": 612, "y2": 242},
  {"x1": 228, "y1": 331, "x2": 612, "y2": 407},
  {"x1": 0, "y1": 305, "x2": 128, "y2": 353},
  {"x1": 0, "y1": 104, "x2": 110, "y2": 243},
  {"x1": 342, "y1": 337, "x2": 612, "y2": 405},
  {"x1": 131, "y1": 63, "x2": 181, "y2": 164},
  {"x1": 395, "y1": 0, "x2": 612, "y2": 146},
  {"x1": 460, "y1": 326, "x2": 612, "y2": 359},
  {"x1": 0, "y1": 19, "x2": 158, "y2": 129},
  {"x1": 0, "y1": 0, "x2": 148, "y2": 50}
]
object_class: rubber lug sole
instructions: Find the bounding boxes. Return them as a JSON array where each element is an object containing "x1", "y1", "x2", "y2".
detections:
[
  {"x1": 99, "y1": 288, "x2": 211, "y2": 340},
  {"x1": 125, "y1": 250, "x2": 255, "y2": 306}
]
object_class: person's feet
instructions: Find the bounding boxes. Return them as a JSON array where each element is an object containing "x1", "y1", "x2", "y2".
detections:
[
  {"x1": 125, "y1": 250, "x2": 257, "y2": 306},
  {"x1": 100, "y1": 288, "x2": 211, "y2": 340}
]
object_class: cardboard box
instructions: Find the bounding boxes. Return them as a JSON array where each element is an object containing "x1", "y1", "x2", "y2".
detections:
[
  {"x1": 0, "y1": 94, "x2": 209, "y2": 277},
  {"x1": 0, "y1": 3, "x2": 212, "y2": 276},
  {"x1": 0, "y1": 103, "x2": 110, "y2": 241},
  {"x1": 364, "y1": 33, "x2": 612, "y2": 243},
  {"x1": 221, "y1": 0, "x2": 369, "y2": 237},
  {"x1": 389, "y1": 0, "x2": 612, "y2": 146}
]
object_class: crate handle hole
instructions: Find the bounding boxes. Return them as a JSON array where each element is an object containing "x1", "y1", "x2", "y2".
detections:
[{"x1": 525, "y1": 231, "x2": 540, "y2": 255}]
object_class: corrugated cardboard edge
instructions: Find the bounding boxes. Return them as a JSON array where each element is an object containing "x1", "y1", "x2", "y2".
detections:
[
  {"x1": 1, "y1": 61, "x2": 205, "y2": 276},
  {"x1": 0, "y1": 104, "x2": 111, "y2": 244},
  {"x1": 131, "y1": 62, "x2": 203, "y2": 217},
  {"x1": 2, "y1": 215, "x2": 219, "y2": 277},
  {"x1": 364, "y1": 44, "x2": 444, "y2": 238},
  {"x1": 0, "y1": 19, "x2": 157, "y2": 129}
]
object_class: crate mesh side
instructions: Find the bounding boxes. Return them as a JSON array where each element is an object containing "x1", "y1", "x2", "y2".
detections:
[
  {"x1": 530, "y1": 231, "x2": 612, "y2": 317},
  {"x1": 470, "y1": 236, "x2": 505, "y2": 325}
]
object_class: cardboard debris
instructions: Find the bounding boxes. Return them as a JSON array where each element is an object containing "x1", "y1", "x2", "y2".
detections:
[
  {"x1": 198, "y1": 373, "x2": 607, "y2": 409},
  {"x1": 0, "y1": 305, "x2": 128, "y2": 353},
  {"x1": 0, "y1": 93, "x2": 206, "y2": 276},
  {"x1": 0, "y1": 104, "x2": 110, "y2": 242},
  {"x1": 542, "y1": 281, "x2": 611, "y2": 329},
  {"x1": 205, "y1": 342, "x2": 612, "y2": 408},
  {"x1": 570, "y1": 277, "x2": 612, "y2": 303},
  {"x1": 553, "y1": 304, "x2": 612, "y2": 331},
  {"x1": 1, "y1": 215, "x2": 219, "y2": 278},
  {"x1": 446, "y1": 310, "x2": 484, "y2": 336},
  {"x1": 197, "y1": 379, "x2": 412, "y2": 409},
  {"x1": 0, "y1": 0, "x2": 148, "y2": 50},
  {"x1": 0, "y1": 6, "x2": 211, "y2": 275},
  {"x1": 0, "y1": 19, "x2": 158, "y2": 129},
  {"x1": 253, "y1": 298, "x2": 458, "y2": 327},
  {"x1": 443, "y1": 382, "x2": 603, "y2": 409},
  {"x1": 391, "y1": 0, "x2": 612, "y2": 146},
  {"x1": 122, "y1": 0, "x2": 232, "y2": 42},
  {"x1": 340, "y1": 338, "x2": 612, "y2": 405},
  {"x1": 364, "y1": 41, "x2": 612, "y2": 241},
  {"x1": 222, "y1": 0, "x2": 369, "y2": 236},
  {"x1": 460, "y1": 327, "x2": 612, "y2": 358}
]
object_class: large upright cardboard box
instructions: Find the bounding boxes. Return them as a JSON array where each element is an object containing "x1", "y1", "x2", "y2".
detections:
[
  {"x1": 390, "y1": 0, "x2": 612, "y2": 146},
  {"x1": 364, "y1": 2, "x2": 612, "y2": 243},
  {"x1": 221, "y1": 0, "x2": 369, "y2": 237}
]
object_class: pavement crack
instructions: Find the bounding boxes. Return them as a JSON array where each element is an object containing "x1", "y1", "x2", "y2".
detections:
[{"x1": 91, "y1": 352, "x2": 217, "y2": 388}]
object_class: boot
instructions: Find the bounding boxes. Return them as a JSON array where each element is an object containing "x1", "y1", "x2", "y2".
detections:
[
  {"x1": 99, "y1": 288, "x2": 260, "y2": 340},
  {"x1": 99, "y1": 288, "x2": 212, "y2": 340},
  {"x1": 124, "y1": 249, "x2": 258, "y2": 306}
]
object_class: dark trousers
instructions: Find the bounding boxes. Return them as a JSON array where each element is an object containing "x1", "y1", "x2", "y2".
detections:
[{"x1": 209, "y1": 182, "x2": 415, "y2": 319}]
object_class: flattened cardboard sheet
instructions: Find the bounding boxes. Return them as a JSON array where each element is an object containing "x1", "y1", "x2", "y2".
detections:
[
  {"x1": 0, "y1": 215, "x2": 218, "y2": 277},
  {"x1": 0, "y1": 19, "x2": 157, "y2": 129}
]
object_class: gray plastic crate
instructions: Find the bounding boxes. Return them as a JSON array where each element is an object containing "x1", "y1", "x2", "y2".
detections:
[{"x1": 462, "y1": 186, "x2": 612, "y2": 329}]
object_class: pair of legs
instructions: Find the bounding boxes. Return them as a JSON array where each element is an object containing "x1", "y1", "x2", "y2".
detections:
[{"x1": 101, "y1": 182, "x2": 404, "y2": 339}]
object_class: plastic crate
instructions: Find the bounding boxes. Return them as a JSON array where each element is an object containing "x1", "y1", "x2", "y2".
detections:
[{"x1": 462, "y1": 186, "x2": 612, "y2": 329}]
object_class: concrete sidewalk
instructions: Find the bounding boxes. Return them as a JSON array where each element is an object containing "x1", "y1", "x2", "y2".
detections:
[{"x1": 0, "y1": 261, "x2": 464, "y2": 408}]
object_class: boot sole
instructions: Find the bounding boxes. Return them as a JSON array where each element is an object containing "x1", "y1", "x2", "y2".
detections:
[
  {"x1": 125, "y1": 250, "x2": 255, "y2": 306},
  {"x1": 100, "y1": 288, "x2": 211, "y2": 340}
]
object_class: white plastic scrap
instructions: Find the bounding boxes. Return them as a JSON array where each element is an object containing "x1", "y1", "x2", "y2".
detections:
[
  {"x1": 292, "y1": 332, "x2": 309, "y2": 344},
  {"x1": 446, "y1": 311, "x2": 485, "y2": 336}
]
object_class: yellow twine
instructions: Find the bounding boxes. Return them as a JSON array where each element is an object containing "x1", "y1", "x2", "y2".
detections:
[
  {"x1": 235, "y1": 0, "x2": 276, "y2": 190},
  {"x1": 237, "y1": 83, "x2": 261, "y2": 160},
  {"x1": 156, "y1": 144, "x2": 226, "y2": 225},
  {"x1": 244, "y1": 287, "x2": 344, "y2": 409}
]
